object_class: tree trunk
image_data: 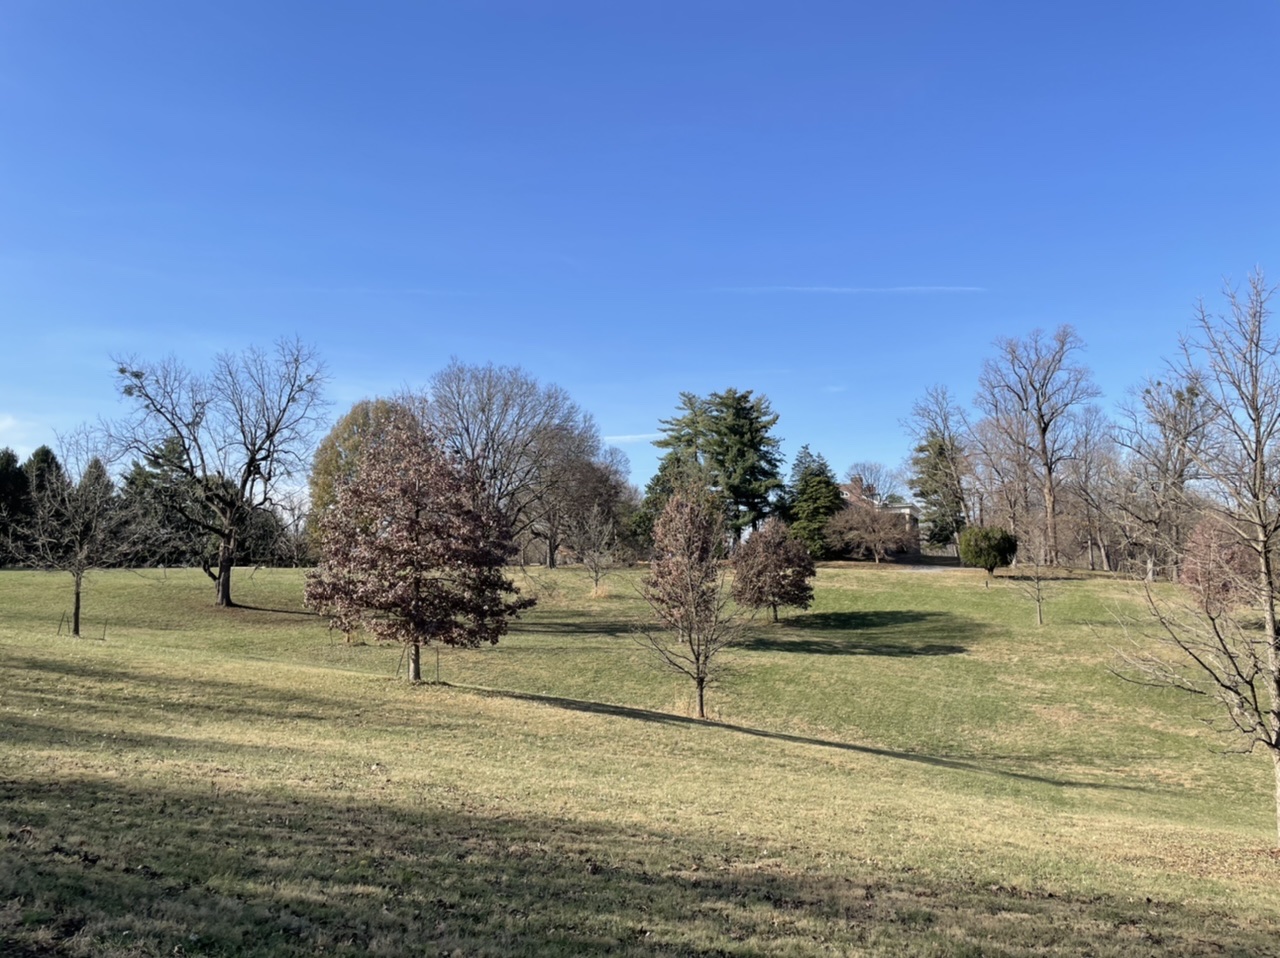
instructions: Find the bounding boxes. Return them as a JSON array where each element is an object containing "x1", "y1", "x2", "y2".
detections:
[
  {"x1": 1043, "y1": 477, "x2": 1058, "y2": 565},
  {"x1": 215, "y1": 534, "x2": 235, "y2": 607},
  {"x1": 1272, "y1": 748, "x2": 1280, "y2": 850},
  {"x1": 408, "y1": 641, "x2": 421, "y2": 683},
  {"x1": 696, "y1": 677, "x2": 706, "y2": 719},
  {"x1": 72, "y1": 571, "x2": 83, "y2": 637},
  {"x1": 771, "y1": 603, "x2": 778, "y2": 623}
]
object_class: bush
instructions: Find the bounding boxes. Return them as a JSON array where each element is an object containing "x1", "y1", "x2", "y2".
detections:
[{"x1": 958, "y1": 526, "x2": 1017, "y2": 584}]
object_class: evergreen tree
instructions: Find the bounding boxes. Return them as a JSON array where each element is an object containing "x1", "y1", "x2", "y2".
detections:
[
  {"x1": 908, "y1": 430, "x2": 969, "y2": 547},
  {"x1": 958, "y1": 526, "x2": 1018, "y2": 586},
  {"x1": 647, "y1": 388, "x2": 783, "y2": 541},
  {"x1": 786, "y1": 445, "x2": 846, "y2": 558},
  {"x1": 0, "y1": 447, "x2": 30, "y2": 565},
  {"x1": 15, "y1": 452, "x2": 131, "y2": 636},
  {"x1": 23, "y1": 445, "x2": 65, "y2": 497}
]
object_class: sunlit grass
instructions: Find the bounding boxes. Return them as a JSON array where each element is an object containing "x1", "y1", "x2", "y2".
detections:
[{"x1": 2, "y1": 564, "x2": 1278, "y2": 956}]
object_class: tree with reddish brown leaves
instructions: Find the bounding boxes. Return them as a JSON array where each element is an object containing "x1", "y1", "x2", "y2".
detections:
[
  {"x1": 637, "y1": 485, "x2": 740, "y2": 719},
  {"x1": 305, "y1": 404, "x2": 533, "y2": 682},
  {"x1": 732, "y1": 518, "x2": 815, "y2": 623}
]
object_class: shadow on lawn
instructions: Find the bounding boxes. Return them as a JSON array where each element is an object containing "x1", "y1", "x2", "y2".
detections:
[
  {"x1": 513, "y1": 617, "x2": 642, "y2": 638},
  {"x1": 468, "y1": 687, "x2": 1144, "y2": 793},
  {"x1": 2, "y1": 770, "x2": 1273, "y2": 958},
  {"x1": 742, "y1": 610, "x2": 972, "y2": 657}
]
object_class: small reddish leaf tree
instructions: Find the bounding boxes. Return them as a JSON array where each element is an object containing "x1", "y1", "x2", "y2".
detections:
[
  {"x1": 1179, "y1": 516, "x2": 1253, "y2": 616},
  {"x1": 638, "y1": 486, "x2": 740, "y2": 719},
  {"x1": 305, "y1": 405, "x2": 533, "y2": 682},
  {"x1": 732, "y1": 518, "x2": 815, "y2": 622}
]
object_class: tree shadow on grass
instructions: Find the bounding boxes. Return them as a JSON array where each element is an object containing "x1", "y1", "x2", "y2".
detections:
[
  {"x1": 512, "y1": 617, "x2": 643, "y2": 639},
  {"x1": 466, "y1": 687, "x2": 1146, "y2": 793},
  {"x1": 229, "y1": 604, "x2": 322, "y2": 617},
  {"x1": 2, "y1": 773, "x2": 1271, "y2": 958},
  {"x1": 742, "y1": 610, "x2": 973, "y2": 656}
]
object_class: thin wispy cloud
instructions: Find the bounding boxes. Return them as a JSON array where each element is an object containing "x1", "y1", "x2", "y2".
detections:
[
  {"x1": 716, "y1": 285, "x2": 986, "y2": 295},
  {"x1": 604, "y1": 432, "x2": 663, "y2": 444},
  {"x1": 242, "y1": 286, "x2": 473, "y2": 296}
]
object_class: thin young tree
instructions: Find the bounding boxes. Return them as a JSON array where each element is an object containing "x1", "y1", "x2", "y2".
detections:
[
  {"x1": 110, "y1": 338, "x2": 326, "y2": 607},
  {"x1": 637, "y1": 485, "x2": 740, "y2": 719},
  {"x1": 14, "y1": 433, "x2": 132, "y2": 637},
  {"x1": 306, "y1": 404, "x2": 533, "y2": 682},
  {"x1": 732, "y1": 518, "x2": 815, "y2": 622},
  {"x1": 1122, "y1": 272, "x2": 1280, "y2": 845}
]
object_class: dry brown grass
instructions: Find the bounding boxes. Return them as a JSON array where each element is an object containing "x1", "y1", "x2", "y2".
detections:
[{"x1": 2, "y1": 565, "x2": 1279, "y2": 956}]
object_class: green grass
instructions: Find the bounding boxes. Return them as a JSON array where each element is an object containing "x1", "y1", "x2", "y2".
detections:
[{"x1": 2, "y1": 563, "x2": 1279, "y2": 956}]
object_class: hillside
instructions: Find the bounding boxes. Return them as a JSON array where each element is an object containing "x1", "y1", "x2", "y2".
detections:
[{"x1": 2, "y1": 565, "x2": 1278, "y2": 956}]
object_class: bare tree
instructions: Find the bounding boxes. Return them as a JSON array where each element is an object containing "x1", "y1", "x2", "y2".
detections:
[
  {"x1": 1062, "y1": 404, "x2": 1118, "y2": 571},
  {"x1": 306, "y1": 404, "x2": 533, "y2": 681},
  {"x1": 825, "y1": 499, "x2": 915, "y2": 564},
  {"x1": 1123, "y1": 272, "x2": 1280, "y2": 845},
  {"x1": 428, "y1": 360, "x2": 599, "y2": 564},
  {"x1": 572, "y1": 503, "x2": 618, "y2": 593},
  {"x1": 110, "y1": 338, "x2": 326, "y2": 606},
  {"x1": 637, "y1": 486, "x2": 741, "y2": 719},
  {"x1": 976, "y1": 326, "x2": 1100, "y2": 564},
  {"x1": 843, "y1": 461, "x2": 903, "y2": 504},
  {"x1": 13, "y1": 431, "x2": 133, "y2": 637},
  {"x1": 967, "y1": 410, "x2": 1037, "y2": 541},
  {"x1": 1012, "y1": 527, "x2": 1051, "y2": 626},
  {"x1": 1109, "y1": 372, "x2": 1209, "y2": 580}
]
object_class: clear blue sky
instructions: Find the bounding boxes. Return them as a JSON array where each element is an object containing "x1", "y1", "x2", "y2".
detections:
[{"x1": 3, "y1": 1, "x2": 1278, "y2": 487}]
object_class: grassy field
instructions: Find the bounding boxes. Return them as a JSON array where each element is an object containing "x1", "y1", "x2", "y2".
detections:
[{"x1": 2, "y1": 563, "x2": 1279, "y2": 956}]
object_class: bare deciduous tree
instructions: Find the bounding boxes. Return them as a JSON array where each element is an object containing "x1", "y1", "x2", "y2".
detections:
[
  {"x1": 428, "y1": 360, "x2": 599, "y2": 565},
  {"x1": 637, "y1": 486, "x2": 741, "y2": 719},
  {"x1": 1122, "y1": 272, "x2": 1280, "y2": 845},
  {"x1": 825, "y1": 500, "x2": 915, "y2": 564},
  {"x1": 1109, "y1": 372, "x2": 1209, "y2": 580},
  {"x1": 110, "y1": 338, "x2": 326, "y2": 607},
  {"x1": 13, "y1": 431, "x2": 133, "y2": 637},
  {"x1": 976, "y1": 326, "x2": 1100, "y2": 564},
  {"x1": 1062, "y1": 404, "x2": 1118, "y2": 572},
  {"x1": 843, "y1": 461, "x2": 903, "y2": 504}
]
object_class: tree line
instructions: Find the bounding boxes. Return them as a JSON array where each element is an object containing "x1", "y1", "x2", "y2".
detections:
[{"x1": 9, "y1": 272, "x2": 1280, "y2": 841}]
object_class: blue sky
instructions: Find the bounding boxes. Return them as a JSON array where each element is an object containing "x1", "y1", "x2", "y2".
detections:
[{"x1": 3, "y1": 1, "x2": 1279, "y2": 487}]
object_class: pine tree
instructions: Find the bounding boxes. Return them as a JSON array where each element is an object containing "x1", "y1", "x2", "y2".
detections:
[
  {"x1": 908, "y1": 430, "x2": 969, "y2": 547},
  {"x1": 646, "y1": 388, "x2": 783, "y2": 542},
  {"x1": 785, "y1": 445, "x2": 845, "y2": 558}
]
